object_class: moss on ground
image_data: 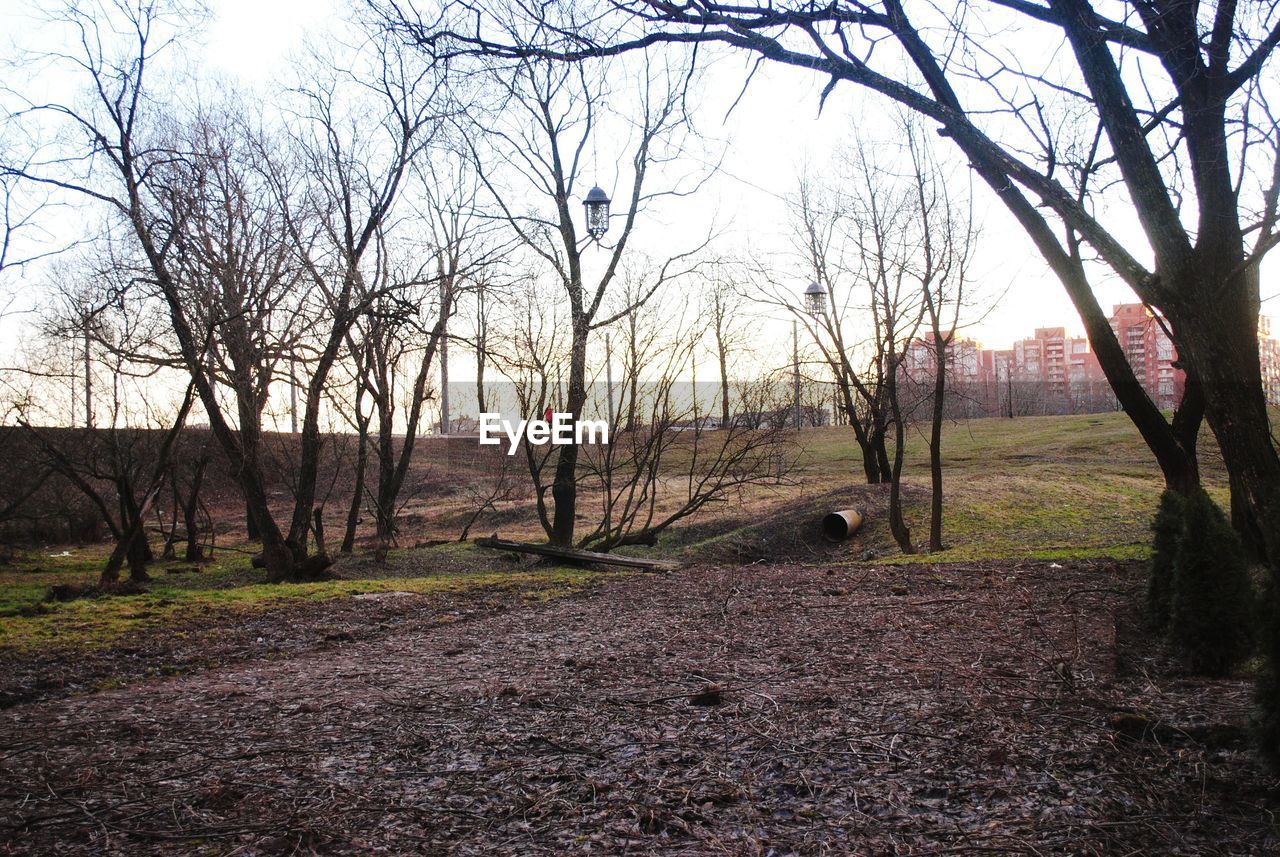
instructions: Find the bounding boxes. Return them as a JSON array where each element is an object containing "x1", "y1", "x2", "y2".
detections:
[
  {"x1": 2, "y1": 409, "x2": 1264, "y2": 654},
  {"x1": 0, "y1": 543, "x2": 600, "y2": 653}
]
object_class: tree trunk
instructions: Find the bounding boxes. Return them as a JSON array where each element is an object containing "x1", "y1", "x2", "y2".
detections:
[
  {"x1": 716, "y1": 330, "x2": 731, "y2": 429},
  {"x1": 928, "y1": 337, "x2": 947, "y2": 552},
  {"x1": 830, "y1": 373, "x2": 882, "y2": 484},
  {"x1": 102, "y1": 486, "x2": 160, "y2": 587},
  {"x1": 853, "y1": 415, "x2": 883, "y2": 485},
  {"x1": 374, "y1": 398, "x2": 397, "y2": 546},
  {"x1": 312, "y1": 506, "x2": 327, "y2": 558},
  {"x1": 550, "y1": 317, "x2": 589, "y2": 547},
  {"x1": 245, "y1": 499, "x2": 261, "y2": 541},
  {"x1": 871, "y1": 420, "x2": 892, "y2": 484},
  {"x1": 182, "y1": 458, "x2": 208, "y2": 562},
  {"x1": 1170, "y1": 291, "x2": 1280, "y2": 564},
  {"x1": 342, "y1": 418, "x2": 368, "y2": 554},
  {"x1": 373, "y1": 304, "x2": 450, "y2": 548},
  {"x1": 117, "y1": 483, "x2": 152, "y2": 581},
  {"x1": 885, "y1": 363, "x2": 915, "y2": 555},
  {"x1": 476, "y1": 318, "x2": 488, "y2": 416}
]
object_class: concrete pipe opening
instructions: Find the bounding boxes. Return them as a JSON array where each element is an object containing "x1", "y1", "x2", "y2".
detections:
[{"x1": 822, "y1": 509, "x2": 864, "y2": 541}]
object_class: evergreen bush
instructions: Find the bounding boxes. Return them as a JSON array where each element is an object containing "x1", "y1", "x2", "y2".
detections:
[
  {"x1": 1169, "y1": 490, "x2": 1253, "y2": 676},
  {"x1": 1251, "y1": 495, "x2": 1280, "y2": 771},
  {"x1": 1147, "y1": 489, "x2": 1186, "y2": 630}
]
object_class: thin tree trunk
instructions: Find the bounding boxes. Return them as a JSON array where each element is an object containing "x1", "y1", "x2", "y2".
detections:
[
  {"x1": 550, "y1": 317, "x2": 589, "y2": 547},
  {"x1": 182, "y1": 460, "x2": 207, "y2": 562},
  {"x1": 885, "y1": 360, "x2": 915, "y2": 555},
  {"x1": 476, "y1": 297, "x2": 488, "y2": 416},
  {"x1": 342, "y1": 419, "x2": 368, "y2": 554},
  {"x1": 312, "y1": 506, "x2": 327, "y2": 558},
  {"x1": 928, "y1": 336, "x2": 947, "y2": 552},
  {"x1": 245, "y1": 499, "x2": 261, "y2": 541},
  {"x1": 716, "y1": 330, "x2": 730, "y2": 429}
]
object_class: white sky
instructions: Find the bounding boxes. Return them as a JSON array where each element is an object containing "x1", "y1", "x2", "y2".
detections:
[
  {"x1": 3, "y1": 0, "x2": 1276, "y2": 363},
  {"x1": 191, "y1": 0, "x2": 1279, "y2": 349}
]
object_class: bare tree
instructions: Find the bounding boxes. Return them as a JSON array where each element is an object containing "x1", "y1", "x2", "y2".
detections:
[
  {"x1": 460, "y1": 47, "x2": 708, "y2": 546},
  {"x1": 267, "y1": 36, "x2": 446, "y2": 567},
  {"x1": 492, "y1": 275, "x2": 570, "y2": 537},
  {"x1": 17, "y1": 275, "x2": 196, "y2": 586},
  {"x1": 2, "y1": 2, "x2": 303, "y2": 578},
  {"x1": 577, "y1": 283, "x2": 797, "y2": 550},
  {"x1": 164, "y1": 431, "x2": 213, "y2": 562},
  {"x1": 3, "y1": 4, "x2": 445, "y2": 579},
  {"x1": 161, "y1": 106, "x2": 307, "y2": 545},
  {"x1": 340, "y1": 146, "x2": 505, "y2": 553},
  {"x1": 377, "y1": 0, "x2": 1279, "y2": 553},
  {"x1": 335, "y1": 275, "x2": 381, "y2": 555},
  {"x1": 703, "y1": 272, "x2": 747, "y2": 430},
  {"x1": 853, "y1": 152, "x2": 930, "y2": 554},
  {"x1": 903, "y1": 125, "x2": 978, "y2": 552},
  {"x1": 785, "y1": 178, "x2": 892, "y2": 484}
]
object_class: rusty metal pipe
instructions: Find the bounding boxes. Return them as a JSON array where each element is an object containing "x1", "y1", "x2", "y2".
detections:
[{"x1": 822, "y1": 509, "x2": 864, "y2": 541}]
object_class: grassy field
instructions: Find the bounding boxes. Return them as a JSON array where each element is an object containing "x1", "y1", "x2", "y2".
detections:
[
  {"x1": 613, "y1": 410, "x2": 1229, "y2": 564},
  {"x1": 783, "y1": 410, "x2": 1231, "y2": 562},
  {"x1": 0, "y1": 410, "x2": 1239, "y2": 656}
]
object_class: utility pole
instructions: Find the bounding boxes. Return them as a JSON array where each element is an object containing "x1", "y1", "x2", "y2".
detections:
[
  {"x1": 440, "y1": 282, "x2": 450, "y2": 435},
  {"x1": 605, "y1": 333, "x2": 614, "y2": 427},
  {"x1": 83, "y1": 310, "x2": 92, "y2": 429},
  {"x1": 1004, "y1": 358, "x2": 1014, "y2": 419},
  {"x1": 289, "y1": 355, "x2": 298, "y2": 434},
  {"x1": 691, "y1": 352, "x2": 698, "y2": 430},
  {"x1": 792, "y1": 319, "x2": 801, "y2": 431},
  {"x1": 475, "y1": 280, "x2": 487, "y2": 414}
]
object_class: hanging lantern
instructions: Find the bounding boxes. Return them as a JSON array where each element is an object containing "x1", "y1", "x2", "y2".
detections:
[
  {"x1": 583, "y1": 186, "x2": 611, "y2": 241},
  {"x1": 804, "y1": 280, "x2": 827, "y2": 314}
]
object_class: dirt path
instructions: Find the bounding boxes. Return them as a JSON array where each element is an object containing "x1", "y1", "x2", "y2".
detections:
[{"x1": 2, "y1": 561, "x2": 1275, "y2": 855}]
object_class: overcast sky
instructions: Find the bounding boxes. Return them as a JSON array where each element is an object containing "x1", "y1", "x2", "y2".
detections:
[
  {"x1": 193, "y1": 0, "x2": 1280, "y2": 346},
  {"x1": 4, "y1": 0, "x2": 1277, "y2": 357}
]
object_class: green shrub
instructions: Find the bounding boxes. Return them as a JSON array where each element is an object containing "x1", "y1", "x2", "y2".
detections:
[
  {"x1": 1169, "y1": 490, "x2": 1254, "y2": 676},
  {"x1": 1147, "y1": 489, "x2": 1186, "y2": 630},
  {"x1": 1251, "y1": 494, "x2": 1280, "y2": 771},
  {"x1": 1254, "y1": 581, "x2": 1280, "y2": 769}
]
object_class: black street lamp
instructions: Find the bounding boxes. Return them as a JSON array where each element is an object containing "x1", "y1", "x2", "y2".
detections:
[
  {"x1": 803, "y1": 280, "x2": 827, "y2": 314},
  {"x1": 583, "y1": 186, "x2": 611, "y2": 241}
]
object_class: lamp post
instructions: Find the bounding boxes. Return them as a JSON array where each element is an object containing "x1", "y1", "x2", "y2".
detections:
[
  {"x1": 793, "y1": 319, "x2": 801, "y2": 431},
  {"x1": 804, "y1": 280, "x2": 827, "y2": 314},
  {"x1": 583, "y1": 186, "x2": 611, "y2": 241},
  {"x1": 794, "y1": 281, "x2": 830, "y2": 431}
]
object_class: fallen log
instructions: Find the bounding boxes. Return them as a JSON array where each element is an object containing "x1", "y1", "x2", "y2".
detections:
[{"x1": 474, "y1": 537, "x2": 681, "y2": 572}]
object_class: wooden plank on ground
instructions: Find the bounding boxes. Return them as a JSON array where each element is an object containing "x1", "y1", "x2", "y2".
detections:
[{"x1": 474, "y1": 537, "x2": 681, "y2": 571}]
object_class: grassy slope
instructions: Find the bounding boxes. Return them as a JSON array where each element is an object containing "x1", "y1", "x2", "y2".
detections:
[
  {"x1": 0, "y1": 543, "x2": 600, "y2": 653},
  {"x1": 678, "y1": 410, "x2": 1233, "y2": 563},
  {"x1": 0, "y1": 409, "x2": 1248, "y2": 653}
]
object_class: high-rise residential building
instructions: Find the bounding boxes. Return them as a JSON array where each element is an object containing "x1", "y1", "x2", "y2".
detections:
[
  {"x1": 901, "y1": 305, "x2": 1280, "y2": 415},
  {"x1": 1261, "y1": 316, "x2": 1280, "y2": 407},
  {"x1": 902, "y1": 333, "x2": 982, "y2": 382},
  {"x1": 1108, "y1": 303, "x2": 1183, "y2": 409}
]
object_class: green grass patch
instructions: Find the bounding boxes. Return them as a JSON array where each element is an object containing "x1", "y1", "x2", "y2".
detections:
[
  {"x1": 681, "y1": 410, "x2": 1238, "y2": 564},
  {"x1": 0, "y1": 543, "x2": 601, "y2": 653}
]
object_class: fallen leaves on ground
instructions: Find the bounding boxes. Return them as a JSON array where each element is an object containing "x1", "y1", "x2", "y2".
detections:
[{"x1": 1, "y1": 560, "x2": 1276, "y2": 855}]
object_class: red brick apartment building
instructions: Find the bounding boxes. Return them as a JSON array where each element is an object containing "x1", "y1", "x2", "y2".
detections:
[
  {"x1": 1264, "y1": 316, "x2": 1280, "y2": 407},
  {"x1": 904, "y1": 304, "x2": 1280, "y2": 416},
  {"x1": 1108, "y1": 303, "x2": 1184, "y2": 408}
]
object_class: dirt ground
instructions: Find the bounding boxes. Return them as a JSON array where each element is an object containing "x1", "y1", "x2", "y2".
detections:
[{"x1": 2, "y1": 560, "x2": 1277, "y2": 855}]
